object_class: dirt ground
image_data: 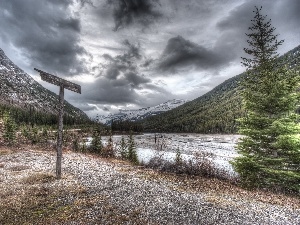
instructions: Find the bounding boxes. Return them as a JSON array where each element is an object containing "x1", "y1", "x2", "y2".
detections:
[{"x1": 0, "y1": 145, "x2": 299, "y2": 224}]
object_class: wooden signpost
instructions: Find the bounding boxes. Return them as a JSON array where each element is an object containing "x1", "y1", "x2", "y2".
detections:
[{"x1": 34, "y1": 68, "x2": 81, "y2": 179}]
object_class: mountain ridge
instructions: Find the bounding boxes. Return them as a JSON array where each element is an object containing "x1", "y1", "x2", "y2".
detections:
[
  {"x1": 0, "y1": 48, "x2": 90, "y2": 124},
  {"x1": 141, "y1": 44, "x2": 300, "y2": 133},
  {"x1": 99, "y1": 99, "x2": 187, "y2": 125}
]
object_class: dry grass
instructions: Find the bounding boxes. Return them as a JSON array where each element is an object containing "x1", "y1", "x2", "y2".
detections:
[
  {"x1": 22, "y1": 172, "x2": 56, "y2": 184},
  {"x1": 0, "y1": 146, "x2": 28, "y2": 155},
  {"x1": 0, "y1": 171, "x2": 86, "y2": 224},
  {"x1": 0, "y1": 149, "x2": 11, "y2": 156},
  {"x1": 117, "y1": 160, "x2": 300, "y2": 209},
  {"x1": 0, "y1": 175, "x2": 150, "y2": 224},
  {"x1": 1, "y1": 145, "x2": 299, "y2": 224},
  {"x1": 116, "y1": 151, "x2": 300, "y2": 209},
  {"x1": 7, "y1": 165, "x2": 30, "y2": 171},
  {"x1": 70, "y1": 195, "x2": 150, "y2": 224},
  {"x1": 0, "y1": 149, "x2": 153, "y2": 224},
  {"x1": 133, "y1": 169, "x2": 300, "y2": 209}
]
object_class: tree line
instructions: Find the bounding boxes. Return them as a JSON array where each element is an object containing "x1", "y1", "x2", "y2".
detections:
[
  {"x1": 111, "y1": 120, "x2": 143, "y2": 133},
  {"x1": 0, "y1": 103, "x2": 92, "y2": 127}
]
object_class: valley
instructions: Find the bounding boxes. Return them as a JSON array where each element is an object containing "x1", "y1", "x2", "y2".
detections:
[{"x1": 0, "y1": 2, "x2": 300, "y2": 224}]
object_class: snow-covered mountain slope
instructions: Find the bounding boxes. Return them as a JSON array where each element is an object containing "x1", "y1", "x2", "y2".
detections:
[
  {"x1": 99, "y1": 99, "x2": 188, "y2": 124},
  {"x1": 0, "y1": 48, "x2": 89, "y2": 121}
]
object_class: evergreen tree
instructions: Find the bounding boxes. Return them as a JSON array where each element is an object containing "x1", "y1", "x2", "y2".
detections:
[
  {"x1": 90, "y1": 128, "x2": 103, "y2": 154},
  {"x1": 102, "y1": 132, "x2": 115, "y2": 157},
  {"x1": 128, "y1": 131, "x2": 139, "y2": 164},
  {"x1": 3, "y1": 113, "x2": 17, "y2": 145},
  {"x1": 175, "y1": 147, "x2": 182, "y2": 165},
  {"x1": 81, "y1": 141, "x2": 87, "y2": 153},
  {"x1": 72, "y1": 135, "x2": 80, "y2": 152},
  {"x1": 231, "y1": 6, "x2": 300, "y2": 193},
  {"x1": 21, "y1": 124, "x2": 30, "y2": 143},
  {"x1": 120, "y1": 136, "x2": 128, "y2": 159},
  {"x1": 41, "y1": 127, "x2": 49, "y2": 145},
  {"x1": 30, "y1": 125, "x2": 39, "y2": 145}
]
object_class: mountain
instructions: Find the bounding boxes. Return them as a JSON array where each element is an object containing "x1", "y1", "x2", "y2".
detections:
[
  {"x1": 99, "y1": 99, "x2": 187, "y2": 125},
  {"x1": 141, "y1": 45, "x2": 300, "y2": 133},
  {"x1": 0, "y1": 48, "x2": 90, "y2": 124}
]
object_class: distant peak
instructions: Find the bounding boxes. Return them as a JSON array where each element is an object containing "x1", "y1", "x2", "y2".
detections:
[{"x1": 98, "y1": 99, "x2": 188, "y2": 124}]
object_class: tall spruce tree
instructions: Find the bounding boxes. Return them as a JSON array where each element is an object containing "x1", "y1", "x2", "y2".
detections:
[
  {"x1": 90, "y1": 128, "x2": 103, "y2": 154},
  {"x1": 128, "y1": 131, "x2": 139, "y2": 164},
  {"x1": 232, "y1": 6, "x2": 300, "y2": 193},
  {"x1": 3, "y1": 112, "x2": 17, "y2": 146},
  {"x1": 120, "y1": 136, "x2": 128, "y2": 159}
]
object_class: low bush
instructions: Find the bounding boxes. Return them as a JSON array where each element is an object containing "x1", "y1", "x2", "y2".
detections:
[
  {"x1": 101, "y1": 145, "x2": 115, "y2": 158},
  {"x1": 8, "y1": 165, "x2": 30, "y2": 171},
  {"x1": 143, "y1": 150, "x2": 234, "y2": 181},
  {"x1": 22, "y1": 173, "x2": 56, "y2": 184}
]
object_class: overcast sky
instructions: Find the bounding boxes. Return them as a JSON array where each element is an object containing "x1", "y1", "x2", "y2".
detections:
[{"x1": 0, "y1": 0, "x2": 299, "y2": 118}]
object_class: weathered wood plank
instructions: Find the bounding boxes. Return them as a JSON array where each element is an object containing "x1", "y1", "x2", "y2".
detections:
[{"x1": 34, "y1": 68, "x2": 81, "y2": 94}]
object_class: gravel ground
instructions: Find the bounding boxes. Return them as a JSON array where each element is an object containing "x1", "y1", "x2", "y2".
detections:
[{"x1": 0, "y1": 148, "x2": 299, "y2": 224}]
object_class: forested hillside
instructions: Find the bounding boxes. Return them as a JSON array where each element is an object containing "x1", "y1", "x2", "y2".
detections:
[
  {"x1": 141, "y1": 45, "x2": 300, "y2": 133},
  {"x1": 0, "y1": 48, "x2": 91, "y2": 125}
]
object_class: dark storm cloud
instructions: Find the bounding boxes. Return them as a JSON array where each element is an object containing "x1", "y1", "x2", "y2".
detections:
[
  {"x1": 0, "y1": 0, "x2": 88, "y2": 76},
  {"x1": 80, "y1": 78, "x2": 140, "y2": 104},
  {"x1": 75, "y1": 103, "x2": 97, "y2": 111},
  {"x1": 66, "y1": 36, "x2": 176, "y2": 112},
  {"x1": 103, "y1": 54, "x2": 114, "y2": 61},
  {"x1": 72, "y1": 74, "x2": 172, "y2": 110},
  {"x1": 141, "y1": 58, "x2": 154, "y2": 67},
  {"x1": 216, "y1": 0, "x2": 300, "y2": 58},
  {"x1": 122, "y1": 39, "x2": 141, "y2": 59},
  {"x1": 74, "y1": 39, "x2": 155, "y2": 105},
  {"x1": 102, "y1": 40, "x2": 142, "y2": 69},
  {"x1": 101, "y1": 39, "x2": 142, "y2": 80},
  {"x1": 79, "y1": 0, "x2": 95, "y2": 7},
  {"x1": 107, "y1": 0, "x2": 162, "y2": 31},
  {"x1": 99, "y1": 45, "x2": 126, "y2": 52},
  {"x1": 102, "y1": 107, "x2": 110, "y2": 112},
  {"x1": 278, "y1": 0, "x2": 300, "y2": 24},
  {"x1": 216, "y1": 1, "x2": 259, "y2": 51},
  {"x1": 126, "y1": 71, "x2": 151, "y2": 88},
  {"x1": 57, "y1": 18, "x2": 81, "y2": 32},
  {"x1": 106, "y1": 67, "x2": 121, "y2": 79},
  {"x1": 157, "y1": 36, "x2": 235, "y2": 73},
  {"x1": 158, "y1": 0, "x2": 300, "y2": 75}
]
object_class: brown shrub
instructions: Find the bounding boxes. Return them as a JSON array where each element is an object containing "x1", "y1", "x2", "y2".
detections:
[
  {"x1": 101, "y1": 145, "x2": 115, "y2": 158},
  {"x1": 143, "y1": 151, "x2": 236, "y2": 182},
  {"x1": 7, "y1": 165, "x2": 30, "y2": 171},
  {"x1": 22, "y1": 173, "x2": 56, "y2": 185}
]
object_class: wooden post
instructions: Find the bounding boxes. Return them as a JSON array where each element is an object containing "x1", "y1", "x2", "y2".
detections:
[
  {"x1": 34, "y1": 68, "x2": 81, "y2": 179},
  {"x1": 56, "y1": 85, "x2": 64, "y2": 179}
]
